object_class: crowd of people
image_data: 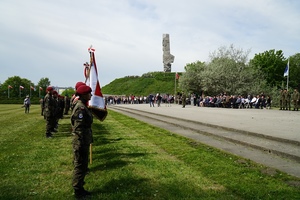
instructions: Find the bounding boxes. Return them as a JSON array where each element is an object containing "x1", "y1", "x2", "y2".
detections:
[
  {"x1": 190, "y1": 93, "x2": 272, "y2": 109},
  {"x1": 106, "y1": 93, "x2": 174, "y2": 106},
  {"x1": 105, "y1": 88, "x2": 300, "y2": 111}
]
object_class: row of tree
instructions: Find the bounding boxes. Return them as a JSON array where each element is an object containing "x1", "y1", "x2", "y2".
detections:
[
  {"x1": 0, "y1": 76, "x2": 51, "y2": 98},
  {"x1": 178, "y1": 45, "x2": 300, "y2": 105}
]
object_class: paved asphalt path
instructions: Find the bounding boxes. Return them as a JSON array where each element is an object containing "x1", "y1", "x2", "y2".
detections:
[{"x1": 112, "y1": 103, "x2": 300, "y2": 143}]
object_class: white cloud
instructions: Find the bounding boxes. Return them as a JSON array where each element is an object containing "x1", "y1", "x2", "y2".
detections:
[{"x1": 0, "y1": 0, "x2": 299, "y2": 88}]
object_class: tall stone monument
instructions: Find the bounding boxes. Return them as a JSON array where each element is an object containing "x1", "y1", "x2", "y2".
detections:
[{"x1": 162, "y1": 34, "x2": 175, "y2": 72}]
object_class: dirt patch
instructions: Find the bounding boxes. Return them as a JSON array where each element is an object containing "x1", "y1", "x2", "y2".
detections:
[
  {"x1": 286, "y1": 180, "x2": 300, "y2": 188},
  {"x1": 260, "y1": 168, "x2": 278, "y2": 176}
]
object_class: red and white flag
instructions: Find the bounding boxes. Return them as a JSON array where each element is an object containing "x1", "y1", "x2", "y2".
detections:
[
  {"x1": 175, "y1": 72, "x2": 180, "y2": 80},
  {"x1": 8, "y1": 85, "x2": 13, "y2": 89},
  {"x1": 20, "y1": 85, "x2": 24, "y2": 89},
  {"x1": 30, "y1": 86, "x2": 35, "y2": 90},
  {"x1": 39, "y1": 87, "x2": 43, "y2": 91},
  {"x1": 84, "y1": 46, "x2": 107, "y2": 121}
]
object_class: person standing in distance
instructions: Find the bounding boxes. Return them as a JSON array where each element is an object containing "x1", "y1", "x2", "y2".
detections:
[
  {"x1": 44, "y1": 86, "x2": 55, "y2": 138},
  {"x1": 23, "y1": 95, "x2": 31, "y2": 113},
  {"x1": 71, "y1": 84, "x2": 93, "y2": 198},
  {"x1": 292, "y1": 88, "x2": 299, "y2": 111}
]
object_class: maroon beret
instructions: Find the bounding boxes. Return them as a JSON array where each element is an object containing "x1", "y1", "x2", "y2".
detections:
[
  {"x1": 75, "y1": 82, "x2": 86, "y2": 90},
  {"x1": 76, "y1": 85, "x2": 92, "y2": 95},
  {"x1": 52, "y1": 90, "x2": 58, "y2": 95},
  {"x1": 46, "y1": 86, "x2": 53, "y2": 92}
]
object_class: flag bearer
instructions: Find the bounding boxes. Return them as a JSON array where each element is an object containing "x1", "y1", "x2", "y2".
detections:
[{"x1": 71, "y1": 84, "x2": 93, "y2": 198}]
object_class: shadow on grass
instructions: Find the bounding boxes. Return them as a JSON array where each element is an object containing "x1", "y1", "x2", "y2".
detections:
[
  {"x1": 92, "y1": 177, "x2": 150, "y2": 196},
  {"x1": 90, "y1": 123, "x2": 148, "y2": 172},
  {"x1": 91, "y1": 152, "x2": 147, "y2": 172},
  {"x1": 53, "y1": 123, "x2": 73, "y2": 138}
]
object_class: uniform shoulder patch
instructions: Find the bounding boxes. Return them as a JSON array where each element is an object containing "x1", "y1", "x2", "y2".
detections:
[
  {"x1": 78, "y1": 113, "x2": 83, "y2": 119},
  {"x1": 80, "y1": 106, "x2": 85, "y2": 110}
]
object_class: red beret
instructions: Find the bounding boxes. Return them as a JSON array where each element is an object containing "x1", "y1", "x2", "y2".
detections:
[
  {"x1": 75, "y1": 82, "x2": 86, "y2": 90},
  {"x1": 52, "y1": 90, "x2": 58, "y2": 95},
  {"x1": 76, "y1": 85, "x2": 92, "y2": 95},
  {"x1": 46, "y1": 86, "x2": 53, "y2": 92}
]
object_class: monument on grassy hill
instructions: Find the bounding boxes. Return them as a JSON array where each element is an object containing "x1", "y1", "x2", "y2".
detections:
[{"x1": 162, "y1": 34, "x2": 175, "y2": 72}]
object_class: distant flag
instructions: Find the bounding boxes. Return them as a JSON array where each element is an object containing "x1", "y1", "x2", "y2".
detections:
[
  {"x1": 20, "y1": 85, "x2": 24, "y2": 89},
  {"x1": 284, "y1": 60, "x2": 289, "y2": 77},
  {"x1": 30, "y1": 86, "x2": 35, "y2": 90},
  {"x1": 175, "y1": 72, "x2": 180, "y2": 80},
  {"x1": 8, "y1": 85, "x2": 13, "y2": 98},
  {"x1": 39, "y1": 87, "x2": 43, "y2": 91},
  {"x1": 85, "y1": 46, "x2": 107, "y2": 121}
]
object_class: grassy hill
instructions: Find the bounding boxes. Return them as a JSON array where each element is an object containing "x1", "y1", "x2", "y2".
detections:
[{"x1": 102, "y1": 71, "x2": 179, "y2": 96}]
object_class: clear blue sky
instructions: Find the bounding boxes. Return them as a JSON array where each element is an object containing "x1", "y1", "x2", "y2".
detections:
[{"x1": 1, "y1": 0, "x2": 299, "y2": 88}]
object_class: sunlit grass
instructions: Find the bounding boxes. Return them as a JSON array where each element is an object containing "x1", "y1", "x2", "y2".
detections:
[{"x1": 0, "y1": 104, "x2": 299, "y2": 199}]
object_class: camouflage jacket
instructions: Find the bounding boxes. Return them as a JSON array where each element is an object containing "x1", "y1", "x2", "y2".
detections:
[{"x1": 71, "y1": 99, "x2": 93, "y2": 145}]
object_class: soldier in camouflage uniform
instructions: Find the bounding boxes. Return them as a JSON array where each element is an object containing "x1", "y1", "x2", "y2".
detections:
[
  {"x1": 71, "y1": 84, "x2": 93, "y2": 198},
  {"x1": 284, "y1": 89, "x2": 291, "y2": 110},
  {"x1": 292, "y1": 88, "x2": 299, "y2": 111},
  {"x1": 52, "y1": 90, "x2": 59, "y2": 133},
  {"x1": 279, "y1": 89, "x2": 283, "y2": 110},
  {"x1": 44, "y1": 86, "x2": 55, "y2": 138}
]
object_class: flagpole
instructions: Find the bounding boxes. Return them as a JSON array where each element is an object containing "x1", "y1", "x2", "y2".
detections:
[
  {"x1": 287, "y1": 59, "x2": 289, "y2": 91},
  {"x1": 8, "y1": 87, "x2": 9, "y2": 98},
  {"x1": 287, "y1": 74, "x2": 289, "y2": 91},
  {"x1": 174, "y1": 72, "x2": 177, "y2": 104},
  {"x1": 30, "y1": 85, "x2": 32, "y2": 97}
]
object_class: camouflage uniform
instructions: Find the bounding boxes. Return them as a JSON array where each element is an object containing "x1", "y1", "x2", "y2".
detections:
[
  {"x1": 292, "y1": 89, "x2": 299, "y2": 111},
  {"x1": 284, "y1": 90, "x2": 290, "y2": 110},
  {"x1": 64, "y1": 96, "x2": 70, "y2": 115},
  {"x1": 71, "y1": 99, "x2": 93, "y2": 194},
  {"x1": 279, "y1": 89, "x2": 284, "y2": 110},
  {"x1": 182, "y1": 93, "x2": 186, "y2": 108},
  {"x1": 44, "y1": 92, "x2": 55, "y2": 138}
]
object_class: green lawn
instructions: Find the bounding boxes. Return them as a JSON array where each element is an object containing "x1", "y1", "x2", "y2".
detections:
[{"x1": 0, "y1": 104, "x2": 299, "y2": 200}]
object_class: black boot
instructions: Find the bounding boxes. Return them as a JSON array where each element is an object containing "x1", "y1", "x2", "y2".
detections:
[
  {"x1": 46, "y1": 133, "x2": 53, "y2": 138},
  {"x1": 74, "y1": 189, "x2": 91, "y2": 198}
]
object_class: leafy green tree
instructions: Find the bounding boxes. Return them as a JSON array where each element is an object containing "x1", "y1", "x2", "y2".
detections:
[
  {"x1": 200, "y1": 45, "x2": 252, "y2": 95},
  {"x1": 61, "y1": 88, "x2": 75, "y2": 97},
  {"x1": 178, "y1": 61, "x2": 205, "y2": 94},
  {"x1": 37, "y1": 77, "x2": 51, "y2": 97},
  {"x1": 288, "y1": 53, "x2": 300, "y2": 89},
  {"x1": 1, "y1": 76, "x2": 33, "y2": 98},
  {"x1": 249, "y1": 49, "x2": 286, "y2": 87}
]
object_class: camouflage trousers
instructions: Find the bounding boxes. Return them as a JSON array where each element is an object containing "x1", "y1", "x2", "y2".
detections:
[
  {"x1": 293, "y1": 100, "x2": 299, "y2": 110},
  {"x1": 72, "y1": 138, "x2": 89, "y2": 191},
  {"x1": 45, "y1": 117, "x2": 55, "y2": 136},
  {"x1": 284, "y1": 100, "x2": 291, "y2": 110}
]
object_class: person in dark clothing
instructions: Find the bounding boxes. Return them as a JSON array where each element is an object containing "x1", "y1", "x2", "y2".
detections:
[
  {"x1": 71, "y1": 84, "x2": 93, "y2": 198},
  {"x1": 149, "y1": 94, "x2": 154, "y2": 107},
  {"x1": 182, "y1": 92, "x2": 186, "y2": 108},
  {"x1": 44, "y1": 86, "x2": 55, "y2": 138}
]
